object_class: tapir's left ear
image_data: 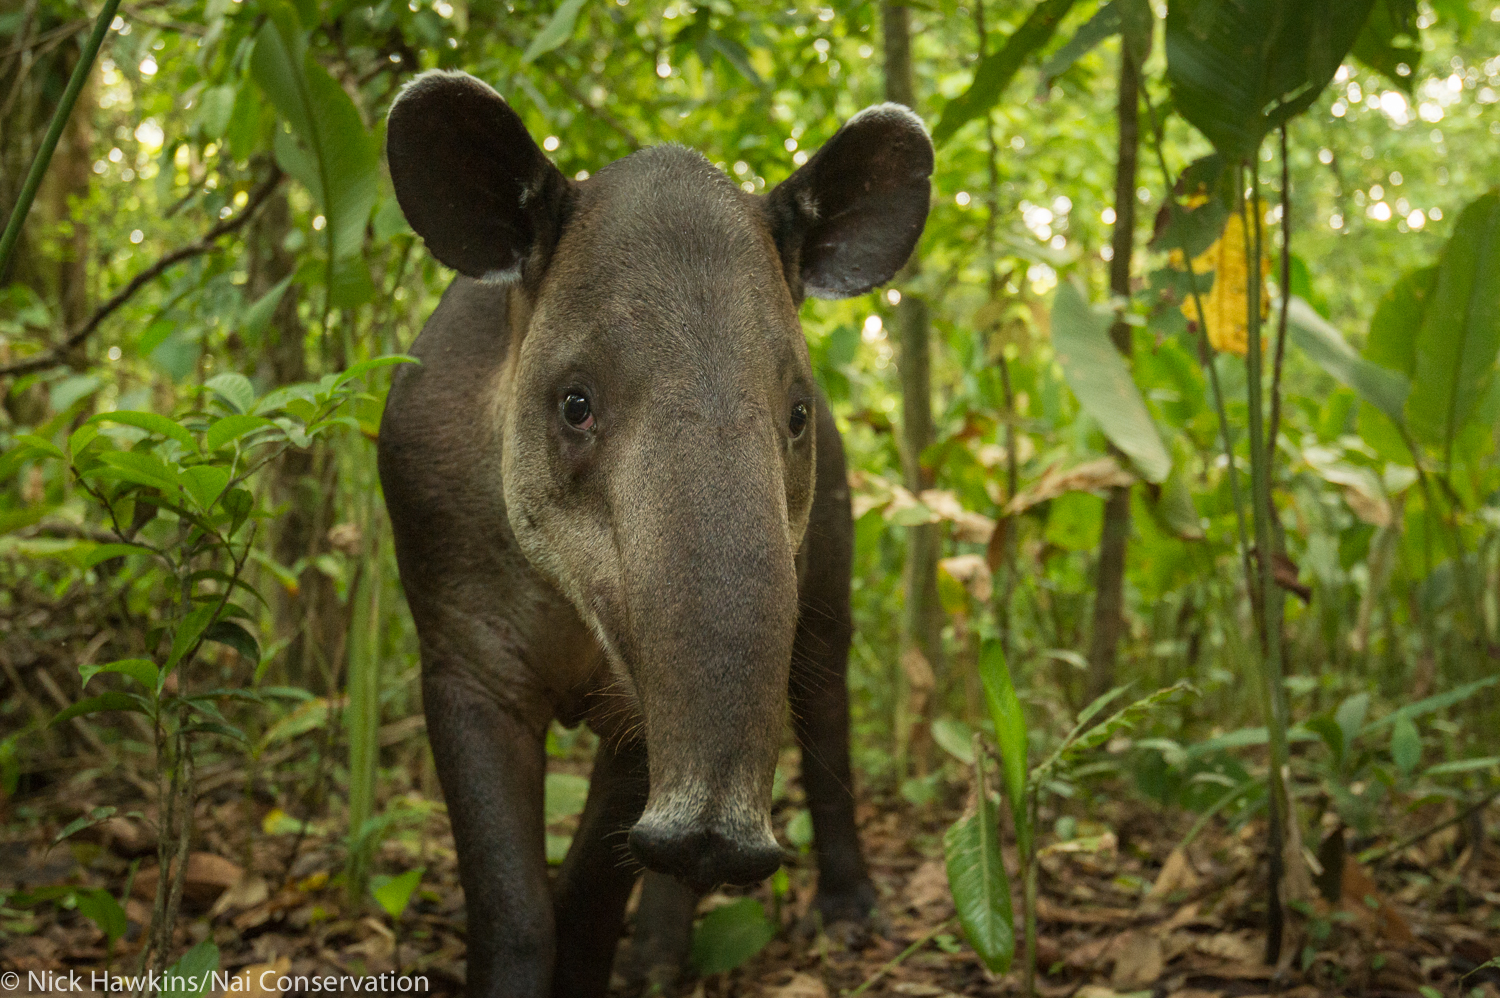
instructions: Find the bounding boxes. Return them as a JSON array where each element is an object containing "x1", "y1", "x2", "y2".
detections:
[
  {"x1": 387, "y1": 70, "x2": 569, "y2": 283},
  {"x1": 764, "y1": 104, "x2": 934, "y2": 300}
]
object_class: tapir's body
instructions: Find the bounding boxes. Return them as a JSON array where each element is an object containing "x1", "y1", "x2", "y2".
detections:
[{"x1": 378, "y1": 71, "x2": 932, "y2": 998}]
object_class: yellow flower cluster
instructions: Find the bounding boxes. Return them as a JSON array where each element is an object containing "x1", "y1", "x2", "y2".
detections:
[{"x1": 1173, "y1": 210, "x2": 1270, "y2": 356}]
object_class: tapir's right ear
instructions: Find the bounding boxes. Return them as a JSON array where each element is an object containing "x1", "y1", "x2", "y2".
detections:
[{"x1": 387, "y1": 71, "x2": 569, "y2": 282}]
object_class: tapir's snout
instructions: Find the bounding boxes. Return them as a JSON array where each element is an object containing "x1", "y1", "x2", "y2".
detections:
[{"x1": 629, "y1": 806, "x2": 783, "y2": 891}]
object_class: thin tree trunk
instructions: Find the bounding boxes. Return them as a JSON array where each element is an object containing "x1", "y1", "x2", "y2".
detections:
[
  {"x1": 1085, "y1": 47, "x2": 1140, "y2": 702},
  {"x1": 884, "y1": 1, "x2": 942, "y2": 777}
]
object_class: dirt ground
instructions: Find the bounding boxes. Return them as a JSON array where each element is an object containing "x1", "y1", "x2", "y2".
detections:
[{"x1": 2, "y1": 738, "x2": 1498, "y2": 998}]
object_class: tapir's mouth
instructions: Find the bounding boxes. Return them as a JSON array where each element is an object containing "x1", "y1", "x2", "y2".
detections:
[{"x1": 628, "y1": 810, "x2": 784, "y2": 892}]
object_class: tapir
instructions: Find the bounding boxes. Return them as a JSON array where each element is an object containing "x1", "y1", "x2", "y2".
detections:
[{"x1": 378, "y1": 70, "x2": 933, "y2": 998}]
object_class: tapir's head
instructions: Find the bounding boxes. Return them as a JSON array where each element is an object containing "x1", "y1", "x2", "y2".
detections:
[{"x1": 387, "y1": 71, "x2": 931, "y2": 891}]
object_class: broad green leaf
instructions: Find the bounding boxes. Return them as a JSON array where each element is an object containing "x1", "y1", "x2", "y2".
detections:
[
  {"x1": 932, "y1": 0, "x2": 1077, "y2": 146},
  {"x1": 1390, "y1": 715, "x2": 1421, "y2": 773},
  {"x1": 332, "y1": 354, "x2": 418, "y2": 391},
  {"x1": 1366, "y1": 265, "x2": 1436, "y2": 377},
  {"x1": 204, "y1": 373, "x2": 257, "y2": 415},
  {"x1": 1422, "y1": 756, "x2": 1500, "y2": 776},
  {"x1": 88, "y1": 411, "x2": 197, "y2": 452},
  {"x1": 522, "y1": 0, "x2": 590, "y2": 64},
  {"x1": 544, "y1": 772, "x2": 590, "y2": 825},
  {"x1": 79, "y1": 658, "x2": 159, "y2": 692},
  {"x1": 52, "y1": 692, "x2": 148, "y2": 725},
  {"x1": 204, "y1": 620, "x2": 260, "y2": 663},
  {"x1": 181, "y1": 465, "x2": 231, "y2": 513},
  {"x1": 1335, "y1": 692, "x2": 1370, "y2": 747},
  {"x1": 1165, "y1": 0, "x2": 1372, "y2": 161},
  {"x1": 785, "y1": 809, "x2": 813, "y2": 851},
  {"x1": 1304, "y1": 714, "x2": 1345, "y2": 765},
  {"x1": 978, "y1": 639, "x2": 1029, "y2": 853},
  {"x1": 240, "y1": 275, "x2": 293, "y2": 344},
  {"x1": 167, "y1": 601, "x2": 220, "y2": 673},
  {"x1": 370, "y1": 868, "x2": 424, "y2": 920},
  {"x1": 690, "y1": 898, "x2": 776, "y2": 976},
  {"x1": 944, "y1": 777, "x2": 1013, "y2": 973},
  {"x1": 251, "y1": 5, "x2": 378, "y2": 260},
  {"x1": 1051, "y1": 281, "x2": 1171, "y2": 482},
  {"x1": 82, "y1": 543, "x2": 143, "y2": 568},
  {"x1": 89, "y1": 451, "x2": 181, "y2": 493},
  {"x1": 164, "y1": 939, "x2": 219, "y2": 998},
  {"x1": 933, "y1": 717, "x2": 977, "y2": 764},
  {"x1": 74, "y1": 889, "x2": 128, "y2": 947},
  {"x1": 206, "y1": 414, "x2": 275, "y2": 452},
  {"x1": 1040, "y1": 0, "x2": 1152, "y2": 83},
  {"x1": 1285, "y1": 296, "x2": 1410, "y2": 425},
  {"x1": 1351, "y1": 0, "x2": 1421, "y2": 94},
  {"x1": 1407, "y1": 192, "x2": 1500, "y2": 449},
  {"x1": 53, "y1": 806, "x2": 118, "y2": 845}
]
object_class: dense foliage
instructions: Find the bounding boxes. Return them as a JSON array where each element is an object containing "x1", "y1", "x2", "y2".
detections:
[{"x1": 2, "y1": 0, "x2": 1499, "y2": 989}]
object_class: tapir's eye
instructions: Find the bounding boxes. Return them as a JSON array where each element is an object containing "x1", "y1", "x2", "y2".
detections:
[
  {"x1": 562, "y1": 391, "x2": 594, "y2": 431},
  {"x1": 788, "y1": 402, "x2": 810, "y2": 439}
]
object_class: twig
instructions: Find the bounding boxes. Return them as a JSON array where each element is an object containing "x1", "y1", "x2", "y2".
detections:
[
  {"x1": 1357, "y1": 786, "x2": 1500, "y2": 866},
  {"x1": 0, "y1": 167, "x2": 283, "y2": 378},
  {"x1": 843, "y1": 917, "x2": 954, "y2": 996},
  {"x1": 1266, "y1": 125, "x2": 1292, "y2": 473}
]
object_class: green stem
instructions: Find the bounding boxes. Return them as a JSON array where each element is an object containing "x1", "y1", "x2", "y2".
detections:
[{"x1": 0, "y1": 0, "x2": 121, "y2": 279}]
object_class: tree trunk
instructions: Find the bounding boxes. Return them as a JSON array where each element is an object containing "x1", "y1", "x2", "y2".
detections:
[
  {"x1": 884, "y1": 1, "x2": 942, "y2": 775},
  {"x1": 1084, "y1": 47, "x2": 1140, "y2": 703}
]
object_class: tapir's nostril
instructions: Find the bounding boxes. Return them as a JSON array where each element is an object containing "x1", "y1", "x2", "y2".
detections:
[{"x1": 628, "y1": 819, "x2": 783, "y2": 892}]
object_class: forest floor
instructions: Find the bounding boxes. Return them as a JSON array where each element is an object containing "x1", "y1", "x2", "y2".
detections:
[{"x1": 2, "y1": 738, "x2": 1499, "y2": 998}]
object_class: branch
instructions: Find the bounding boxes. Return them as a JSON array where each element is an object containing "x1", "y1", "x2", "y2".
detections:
[{"x1": 0, "y1": 166, "x2": 283, "y2": 379}]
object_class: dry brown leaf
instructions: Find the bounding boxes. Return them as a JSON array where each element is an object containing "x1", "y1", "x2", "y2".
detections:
[
  {"x1": 1004, "y1": 458, "x2": 1136, "y2": 516},
  {"x1": 919, "y1": 489, "x2": 997, "y2": 543},
  {"x1": 132, "y1": 852, "x2": 244, "y2": 909},
  {"x1": 1338, "y1": 856, "x2": 1415, "y2": 944},
  {"x1": 905, "y1": 859, "x2": 950, "y2": 911},
  {"x1": 1194, "y1": 929, "x2": 1261, "y2": 964},
  {"x1": 1109, "y1": 929, "x2": 1164, "y2": 988},
  {"x1": 762, "y1": 973, "x2": 828, "y2": 998},
  {"x1": 1146, "y1": 847, "x2": 1201, "y2": 902},
  {"x1": 938, "y1": 554, "x2": 993, "y2": 603},
  {"x1": 209, "y1": 873, "x2": 270, "y2": 920}
]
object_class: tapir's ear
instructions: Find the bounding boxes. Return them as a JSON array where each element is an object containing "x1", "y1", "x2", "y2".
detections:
[
  {"x1": 387, "y1": 70, "x2": 569, "y2": 282},
  {"x1": 764, "y1": 104, "x2": 933, "y2": 300}
]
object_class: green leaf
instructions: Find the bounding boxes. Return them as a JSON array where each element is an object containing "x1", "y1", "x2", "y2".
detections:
[
  {"x1": 690, "y1": 898, "x2": 776, "y2": 976},
  {"x1": 1422, "y1": 756, "x2": 1500, "y2": 777},
  {"x1": 167, "y1": 601, "x2": 220, "y2": 673},
  {"x1": 88, "y1": 411, "x2": 197, "y2": 452},
  {"x1": 932, "y1": 0, "x2": 1078, "y2": 146},
  {"x1": 1304, "y1": 714, "x2": 1345, "y2": 765},
  {"x1": 1335, "y1": 692, "x2": 1370, "y2": 747},
  {"x1": 79, "y1": 658, "x2": 159, "y2": 692},
  {"x1": 53, "y1": 806, "x2": 118, "y2": 845},
  {"x1": 944, "y1": 774, "x2": 1013, "y2": 973},
  {"x1": 204, "y1": 372, "x2": 257, "y2": 415},
  {"x1": 204, "y1": 620, "x2": 260, "y2": 663},
  {"x1": 180, "y1": 464, "x2": 231, "y2": 513},
  {"x1": 1390, "y1": 715, "x2": 1421, "y2": 773},
  {"x1": 164, "y1": 939, "x2": 219, "y2": 998},
  {"x1": 1051, "y1": 281, "x2": 1171, "y2": 482},
  {"x1": 240, "y1": 275, "x2": 293, "y2": 344},
  {"x1": 251, "y1": 6, "x2": 378, "y2": 260},
  {"x1": 206, "y1": 414, "x2": 275, "y2": 452},
  {"x1": 89, "y1": 451, "x2": 180, "y2": 493},
  {"x1": 932, "y1": 717, "x2": 977, "y2": 765},
  {"x1": 370, "y1": 868, "x2": 424, "y2": 920},
  {"x1": 1406, "y1": 192, "x2": 1500, "y2": 449},
  {"x1": 522, "y1": 0, "x2": 590, "y2": 64},
  {"x1": 1285, "y1": 296, "x2": 1410, "y2": 425},
  {"x1": 74, "y1": 888, "x2": 128, "y2": 946},
  {"x1": 1351, "y1": 0, "x2": 1421, "y2": 94},
  {"x1": 52, "y1": 692, "x2": 148, "y2": 725},
  {"x1": 1360, "y1": 676, "x2": 1498, "y2": 736},
  {"x1": 332, "y1": 354, "x2": 418, "y2": 391},
  {"x1": 1366, "y1": 265, "x2": 1436, "y2": 377},
  {"x1": 1165, "y1": 0, "x2": 1373, "y2": 161},
  {"x1": 1040, "y1": 0, "x2": 1152, "y2": 83},
  {"x1": 544, "y1": 772, "x2": 590, "y2": 825},
  {"x1": 978, "y1": 639, "x2": 1029, "y2": 853}
]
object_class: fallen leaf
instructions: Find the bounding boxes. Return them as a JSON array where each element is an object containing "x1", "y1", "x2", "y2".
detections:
[
  {"x1": 132, "y1": 852, "x2": 244, "y2": 909},
  {"x1": 1194, "y1": 929, "x2": 1261, "y2": 964},
  {"x1": 1146, "y1": 847, "x2": 1201, "y2": 902},
  {"x1": 904, "y1": 859, "x2": 950, "y2": 912},
  {"x1": 938, "y1": 554, "x2": 993, "y2": 603},
  {"x1": 764, "y1": 973, "x2": 828, "y2": 998},
  {"x1": 1004, "y1": 458, "x2": 1136, "y2": 516},
  {"x1": 1109, "y1": 929, "x2": 1164, "y2": 988},
  {"x1": 209, "y1": 873, "x2": 270, "y2": 920},
  {"x1": 1338, "y1": 856, "x2": 1414, "y2": 944}
]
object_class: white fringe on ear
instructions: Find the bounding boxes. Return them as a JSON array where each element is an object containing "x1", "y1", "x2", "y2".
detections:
[
  {"x1": 843, "y1": 101, "x2": 930, "y2": 137},
  {"x1": 387, "y1": 68, "x2": 502, "y2": 120},
  {"x1": 477, "y1": 263, "x2": 523, "y2": 286}
]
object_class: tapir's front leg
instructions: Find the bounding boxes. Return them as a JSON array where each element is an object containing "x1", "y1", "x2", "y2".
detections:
[{"x1": 423, "y1": 666, "x2": 552, "y2": 998}]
